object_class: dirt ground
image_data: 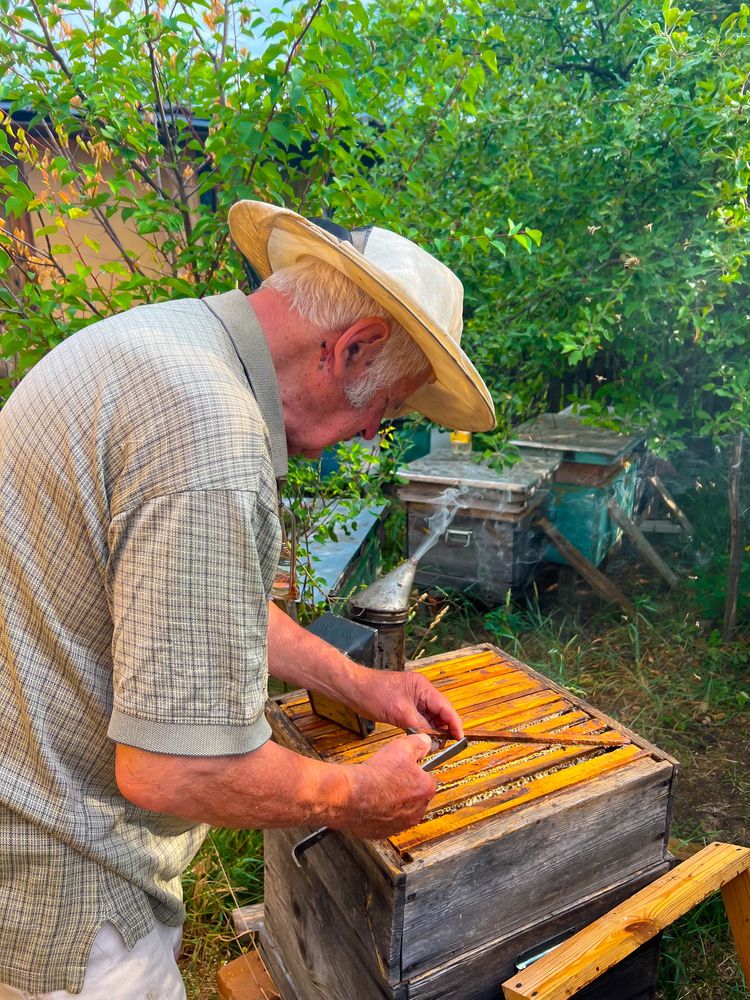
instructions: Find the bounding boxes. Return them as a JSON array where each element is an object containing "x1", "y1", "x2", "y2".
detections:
[{"x1": 670, "y1": 726, "x2": 749, "y2": 847}]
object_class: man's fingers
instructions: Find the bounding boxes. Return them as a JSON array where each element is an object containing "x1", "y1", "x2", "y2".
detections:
[
  {"x1": 404, "y1": 732, "x2": 433, "y2": 761},
  {"x1": 419, "y1": 689, "x2": 463, "y2": 740}
]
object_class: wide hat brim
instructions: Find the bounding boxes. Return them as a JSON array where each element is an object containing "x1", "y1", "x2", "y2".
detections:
[{"x1": 228, "y1": 201, "x2": 496, "y2": 432}]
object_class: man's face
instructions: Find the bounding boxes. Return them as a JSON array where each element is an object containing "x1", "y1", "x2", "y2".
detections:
[{"x1": 288, "y1": 370, "x2": 428, "y2": 459}]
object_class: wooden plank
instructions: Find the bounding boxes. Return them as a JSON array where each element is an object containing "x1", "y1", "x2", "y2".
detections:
[
  {"x1": 414, "y1": 648, "x2": 506, "y2": 681},
  {"x1": 316, "y1": 694, "x2": 574, "y2": 765},
  {"x1": 608, "y1": 499, "x2": 679, "y2": 589},
  {"x1": 399, "y1": 757, "x2": 674, "y2": 977},
  {"x1": 393, "y1": 745, "x2": 645, "y2": 853},
  {"x1": 327, "y1": 712, "x2": 599, "y2": 782},
  {"x1": 475, "y1": 646, "x2": 677, "y2": 766},
  {"x1": 722, "y1": 866, "x2": 750, "y2": 981},
  {"x1": 217, "y1": 949, "x2": 280, "y2": 1000},
  {"x1": 648, "y1": 474, "x2": 694, "y2": 537},
  {"x1": 537, "y1": 516, "x2": 636, "y2": 615},
  {"x1": 435, "y1": 726, "x2": 626, "y2": 748},
  {"x1": 501, "y1": 842, "x2": 750, "y2": 1000},
  {"x1": 723, "y1": 431, "x2": 744, "y2": 640},
  {"x1": 436, "y1": 674, "x2": 542, "y2": 709},
  {"x1": 431, "y1": 664, "x2": 525, "y2": 695},
  {"x1": 406, "y1": 643, "x2": 497, "y2": 668},
  {"x1": 232, "y1": 902, "x2": 265, "y2": 940},
  {"x1": 424, "y1": 745, "x2": 609, "y2": 816},
  {"x1": 258, "y1": 925, "x2": 301, "y2": 1000},
  {"x1": 638, "y1": 519, "x2": 683, "y2": 535},
  {"x1": 263, "y1": 826, "x2": 399, "y2": 1000}
]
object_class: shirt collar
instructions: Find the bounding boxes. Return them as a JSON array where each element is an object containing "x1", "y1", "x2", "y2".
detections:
[{"x1": 202, "y1": 290, "x2": 289, "y2": 479}]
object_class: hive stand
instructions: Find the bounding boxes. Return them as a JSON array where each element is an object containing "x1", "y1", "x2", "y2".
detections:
[{"x1": 501, "y1": 841, "x2": 750, "y2": 1000}]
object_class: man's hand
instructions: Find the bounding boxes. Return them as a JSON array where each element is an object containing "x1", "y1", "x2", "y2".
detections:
[
  {"x1": 350, "y1": 668, "x2": 463, "y2": 741},
  {"x1": 267, "y1": 602, "x2": 463, "y2": 740},
  {"x1": 341, "y1": 733, "x2": 437, "y2": 838}
]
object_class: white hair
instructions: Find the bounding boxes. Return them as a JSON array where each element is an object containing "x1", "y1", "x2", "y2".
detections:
[{"x1": 261, "y1": 256, "x2": 431, "y2": 409}]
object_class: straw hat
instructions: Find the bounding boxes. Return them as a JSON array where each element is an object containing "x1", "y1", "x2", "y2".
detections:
[{"x1": 228, "y1": 200, "x2": 496, "y2": 432}]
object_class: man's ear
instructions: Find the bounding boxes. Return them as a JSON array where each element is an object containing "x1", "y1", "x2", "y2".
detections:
[{"x1": 332, "y1": 317, "x2": 390, "y2": 380}]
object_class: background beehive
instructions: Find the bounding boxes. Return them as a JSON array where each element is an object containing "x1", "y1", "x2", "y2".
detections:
[{"x1": 262, "y1": 645, "x2": 677, "y2": 1000}]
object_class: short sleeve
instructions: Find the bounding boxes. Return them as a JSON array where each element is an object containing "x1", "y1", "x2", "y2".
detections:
[{"x1": 106, "y1": 489, "x2": 281, "y2": 756}]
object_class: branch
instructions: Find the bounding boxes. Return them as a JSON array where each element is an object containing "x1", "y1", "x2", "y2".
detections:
[
  {"x1": 21, "y1": 0, "x2": 88, "y2": 103},
  {"x1": 195, "y1": 228, "x2": 229, "y2": 294},
  {"x1": 143, "y1": 0, "x2": 192, "y2": 243},
  {"x1": 3, "y1": 7, "x2": 173, "y2": 203},
  {"x1": 387, "y1": 53, "x2": 478, "y2": 198},
  {"x1": 244, "y1": 0, "x2": 324, "y2": 186},
  {"x1": 551, "y1": 60, "x2": 627, "y2": 83},
  {"x1": 36, "y1": 118, "x2": 144, "y2": 277},
  {"x1": 604, "y1": 0, "x2": 637, "y2": 38}
]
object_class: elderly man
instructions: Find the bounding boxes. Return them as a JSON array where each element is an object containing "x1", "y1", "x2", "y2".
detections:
[{"x1": 0, "y1": 201, "x2": 495, "y2": 998}]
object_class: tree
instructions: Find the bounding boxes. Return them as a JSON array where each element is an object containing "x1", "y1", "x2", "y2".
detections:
[{"x1": 1, "y1": 1, "x2": 748, "y2": 624}]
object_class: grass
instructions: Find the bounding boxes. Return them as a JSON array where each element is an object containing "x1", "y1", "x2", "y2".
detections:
[
  {"x1": 179, "y1": 829, "x2": 263, "y2": 1000},
  {"x1": 181, "y1": 490, "x2": 749, "y2": 998}
]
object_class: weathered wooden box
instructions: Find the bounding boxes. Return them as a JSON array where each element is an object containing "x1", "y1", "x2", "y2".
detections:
[
  {"x1": 261, "y1": 645, "x2": 677, "y2": 1000},
  {"x1": 397, "y1": 452, "x2": 562, "y2": 603}
]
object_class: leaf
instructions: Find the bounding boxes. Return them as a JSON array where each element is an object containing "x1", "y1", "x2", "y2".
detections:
[
  {"x1": 513, "y1": 232, "x2": 532, "y2": 253},
  {"x1": 525, "y1": 228, "x2": 543, "y2": 247},
  {"x1": 34, "y1": 224, "x2": 62, "y2": 238},
  {"x1": 482, "y1": 50, "x2": 499, "y2": 75},
  {"x1": 268, "y1": 118, "x2": 291, "y2": 148},
  {"x1": 100, "y1": 261, "x2": 130, "y2": 275}
]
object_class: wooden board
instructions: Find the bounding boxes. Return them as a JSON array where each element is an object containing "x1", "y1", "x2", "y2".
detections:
[
  {"x1": 502, "y1": 842, "x2": 750, "y2": 1000},
  {"x1": 263, "y1": 824, "x2": 403, "y2": 1000},
  {"x1": 399, "y1": 756, "x2": 673, "y2": 978},
  {"x1": 273, "y1": 646, "x2": 671, "y2": 860},
  {"x1": 405, "y1": 865, "x2": 668, "y2": 1000},
  {"x1": 217, "y1": 950, "x2": 280, "y2": 1000}
]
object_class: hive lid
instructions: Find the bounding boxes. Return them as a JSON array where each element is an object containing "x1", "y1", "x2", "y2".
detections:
[
  {"x1": 510, "y1": 413, "x2": 646, "y2": 458},
  {"x1": 397, "y1": 451, "x2": 563, "y2": 495}
]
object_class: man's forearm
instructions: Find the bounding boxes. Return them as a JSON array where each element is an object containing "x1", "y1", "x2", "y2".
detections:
[
  {"x1": 116, "y1": 739, "x2": 357, "y2": 830},
  {"x1": 115, "y1": 733, "x2": 436, "y2": 838},
  {"x1": 267, "y1": 600, "x2": 369, "y2": 708}
]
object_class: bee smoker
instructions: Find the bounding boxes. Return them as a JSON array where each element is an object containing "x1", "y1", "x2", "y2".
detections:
[
  {"x1": 347, "y1": 556, "x2": 419, "y2": 672},
  {"x1": 304, "y1": 488, "x2": 465, "y2": 734}
]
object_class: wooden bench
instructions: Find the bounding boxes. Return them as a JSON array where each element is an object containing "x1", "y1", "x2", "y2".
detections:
[{"x1": 501, "y1": 841, "x2": 750, "y2": 1000}]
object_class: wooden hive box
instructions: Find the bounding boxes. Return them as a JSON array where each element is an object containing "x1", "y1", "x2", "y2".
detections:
[
  {"x1": 542, "y1": 459, "x2": 639, "y2": 567},
  {"x1": 260, "y1": 644, "x2": 677, "y2": 1000},
  {"x1": 397, "y1": 452, "x2": 563, "y2": 603}
]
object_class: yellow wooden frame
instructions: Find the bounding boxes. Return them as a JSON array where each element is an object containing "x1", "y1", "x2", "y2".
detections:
[{"x1": 502, "y1": 841, "x2": 750, "y2": 1000}]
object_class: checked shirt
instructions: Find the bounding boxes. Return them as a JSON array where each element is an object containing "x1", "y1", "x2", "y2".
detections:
[{"x1": 0, "y1": 291, "x2": 286, "y2": 992}]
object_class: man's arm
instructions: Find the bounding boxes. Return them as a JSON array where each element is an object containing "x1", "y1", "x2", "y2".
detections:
[
  {"x1": 267, "y1": 601, "x2": 463, "y2": 739},
  {"x1": 115, "y1": 732, "x2": 436, "y2": 838}
]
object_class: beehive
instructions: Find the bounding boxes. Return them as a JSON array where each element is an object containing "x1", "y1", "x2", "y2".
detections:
[
  {"x1": 509, "y1": 412, "x2": 646, "y2": 569},
  {"x1": 542, "y1": 459, "x2": 639, "y2": 566},
  {"x1": 397, "y1": 451, "x2": 562, "y2": 602},
  {"x1": 261, "y1": 645, "x2": 677, "y2": 1000}
]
